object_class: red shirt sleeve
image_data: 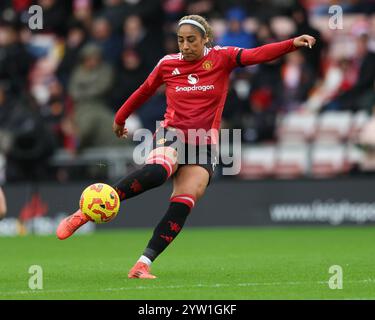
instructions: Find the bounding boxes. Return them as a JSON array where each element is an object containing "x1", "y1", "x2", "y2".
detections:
[
  {"x1": 224, "y1": 38, "x2": 297, "y2": 69},
  {"x1": 239, "y1": 38, "x2": 297, "y2": 66},
  {"x1": 114, "y1": 60, "x2": 164, "y2": 125}
]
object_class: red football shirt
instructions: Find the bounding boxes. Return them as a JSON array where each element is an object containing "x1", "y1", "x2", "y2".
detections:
[{"x1": 115, "y1": 39, "x2": 297, "y2": 143}]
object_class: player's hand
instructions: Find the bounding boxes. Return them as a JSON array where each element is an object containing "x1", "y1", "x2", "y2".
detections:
[
  {"x1": 293, "y1": 35, "x2": 316, "y2": 49},
  {"x1": 112, "y1": 121, "x2": 128, "y2": 139}
]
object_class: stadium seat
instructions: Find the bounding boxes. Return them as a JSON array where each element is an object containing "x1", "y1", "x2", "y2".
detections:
[
  {"x1": 348, "y1": 110, "x2": 370, "y2": 143},
  {"x1": 346, "y1": 143, "x2": 364, "y2": 170},
  {"x1": 240, "y1": 145, "x2": 276, "y2": 179},
  {"x1": 315, "y1": 111, "x2": 353, "y2": 143},
  {"x1": 274, "y1": 143, "x2": 309, "y2": 179},
  {"x1": 277, "y1": 112, "x2": 317, "y2": 142},
  {"x1": 311, "y1": 143, "x2": 347, "y2": 178}
]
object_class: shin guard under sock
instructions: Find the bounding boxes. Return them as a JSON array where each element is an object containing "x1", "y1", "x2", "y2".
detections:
[{"x1": 143, "y1": 194, "x2": 196, "y2": 261}]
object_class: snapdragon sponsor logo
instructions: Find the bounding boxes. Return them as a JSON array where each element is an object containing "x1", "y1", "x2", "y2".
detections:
[
  {"x1": 270, "y1": 200, "x2": 375, "y2": 225},
  {"x1": 132, "y1": 122, "x2": 241, "y2": 175},
  {"x1": 187, "y1": 74, "x2": 199, "y2": 84},
  {"x1": 175, "y1": 84, "x2": 215, "y2": 92},
  {"x1": 176, "y1": 73, "x2": 215, "y2": 92}
]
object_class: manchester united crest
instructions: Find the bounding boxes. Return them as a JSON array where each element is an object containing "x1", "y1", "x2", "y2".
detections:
[{"x1": 202, "y1": 60, "x2": 213, "y2": 70}]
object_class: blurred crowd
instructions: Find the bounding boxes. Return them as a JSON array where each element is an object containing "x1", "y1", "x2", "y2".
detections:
[{"x1": 0, "y1": 0, "x2": 374, "y2": 182}]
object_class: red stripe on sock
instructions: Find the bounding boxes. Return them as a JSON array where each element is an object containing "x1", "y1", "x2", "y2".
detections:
[
  {"x1": 171, "y1": 194, "x2": 196, "y2": 201},
  {"x1": 170, "y1": 194, "x2": 196, "y2": 209},
  {"x1": 146, "y1": 154, "x2": 177, "y2": 178},
  {"x1": 147, "y1": 154, "x2": 176, "y2": 165}
]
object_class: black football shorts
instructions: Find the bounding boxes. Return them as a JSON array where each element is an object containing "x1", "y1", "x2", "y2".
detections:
[{"x1": 150, "y1": 127, "x2": 218, "y2": 182}]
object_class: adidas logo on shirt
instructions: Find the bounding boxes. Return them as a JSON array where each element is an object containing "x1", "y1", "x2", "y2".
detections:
[{"x1": 172, "y1": 68, "x2": 180, "y2": 75}]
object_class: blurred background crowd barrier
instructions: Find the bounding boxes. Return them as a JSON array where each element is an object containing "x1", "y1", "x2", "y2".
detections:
[{"x1": 2, "y1": 177, "x2": 375, "y2": 236}]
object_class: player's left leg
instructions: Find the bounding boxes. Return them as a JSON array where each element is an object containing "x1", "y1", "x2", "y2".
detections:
[
  {"x1": 128, "y1": 165, "x2": 209, "y2": 279},
  {"x1": 56, "y1": 146, "x2": 178, "y2": 240}
]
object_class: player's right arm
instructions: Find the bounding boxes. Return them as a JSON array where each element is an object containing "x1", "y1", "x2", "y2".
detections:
[{"x1": 113, "y1": 59, "x2": 165, "y2": 138}]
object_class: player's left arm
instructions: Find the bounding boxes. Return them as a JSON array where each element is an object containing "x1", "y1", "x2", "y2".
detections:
[{"x1": 235, "y1": 34, "x2": 316, "y2": 67}]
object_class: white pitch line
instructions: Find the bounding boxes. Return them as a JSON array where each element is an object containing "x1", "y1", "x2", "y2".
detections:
[{"x1": 1, "y1": 279, "x2": 375, "y2": 297}]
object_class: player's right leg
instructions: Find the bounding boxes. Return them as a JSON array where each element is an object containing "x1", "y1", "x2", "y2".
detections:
[
  {"x1": 56, "y1": 146, "x2": 178, "y2": 240},
  {"x1": 128, "y1": 165, "x2": 209, "y2": 279}
]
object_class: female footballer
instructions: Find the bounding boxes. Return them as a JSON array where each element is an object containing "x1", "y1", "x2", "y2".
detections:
[{"x1": 57, "y1": 15, "x2": 316, "y2": 279}]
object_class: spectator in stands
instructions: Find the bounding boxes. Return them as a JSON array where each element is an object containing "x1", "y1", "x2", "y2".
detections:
[
  {"x1": 123, "y1": 0, "x2": 165, "y2": 33},
  {"x1": 68, "y1": 43, "x2": 123, "y2": 149},
  {"x1": 222, "y1": 75, "x2": 250, "y2": 132},
  {"x1": 57, "y1": 21, "x2": 88, "y2": 88},
  {"x1": 90, "y1": 17, "x2": 122, "y2": 65},
  {"x1": 35, "y1": 0, "x2": 70, "y2": 36},
  {"x1": 4, "y1": 95, "x2": 56, "y2": 182},
  {"x1": 251, "y1": 22, "x2": 284, "y2": 107},
  {"x1": 0, "y1": 81, "x2": 12, "y2": 120},
  {"x1": 110, "y1": 49, "x2": 149, "y2": 112},
  {"x1": 185, "y1": 0, "x2": 215, "y2": 18},
  {"x1": 251, "y1": 21, "x2": 284, "y2": 93},
  {"x1": 164, "y1": 32, "x2": 180, "y2": 55},
  {"x1": 40, "y1": 78, "x2": 77, "y2": 152},
  {"x1": 290, "y1": 5, "x2": 323, "y2": 76},
  {"x1": 0, "y1": 21, "x2": 33, "y2": 96},
  {"x1": 323, "y1": 32, "x2": 375, "y2": 113},
  {"x1": 301, "y1": 56, "x2": 357, "y2": 113},
  {"x1": 0, "y1": 82, "x2": 15, "y2": 154},
  {"x1": 246, "y1": 86, "x2": 278, "y2": 143},
  {"x1": 218, "y1": 7, "x2": 257, "y2": 49},
  {"x1": 279, "y1": 50, "x2": 316, "y2": 111},
  {"x1": 162, "y1": 0, "x2": 186, "y2": 23},
  {"x1": 239, "y1": 21, "x2": 282, "y2": 142},
  {"x1": 122, "y1": 15, "x2": 164, "y2": 69},
  {"x1": 99, "y1": 0, "x2": 127, "y2": 34},
  {"x1": 72, "y1": 0, "x2": 93, "y2": 32}
]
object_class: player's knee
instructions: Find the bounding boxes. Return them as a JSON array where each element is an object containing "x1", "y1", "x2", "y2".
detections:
[
  {"x1": 147, "y1": 147, "x2": 177, "y2": 161},
  {"x1": 145, "y1": 147, "x2": 178, "y2": 178},
  {"x1": 172, "y1": 184, "x2": 206, "y2": 202}
]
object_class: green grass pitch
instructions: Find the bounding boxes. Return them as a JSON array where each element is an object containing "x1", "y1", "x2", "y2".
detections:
[{"x1": 0, "y1": 226, "x2": 374, "y2": 300}]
